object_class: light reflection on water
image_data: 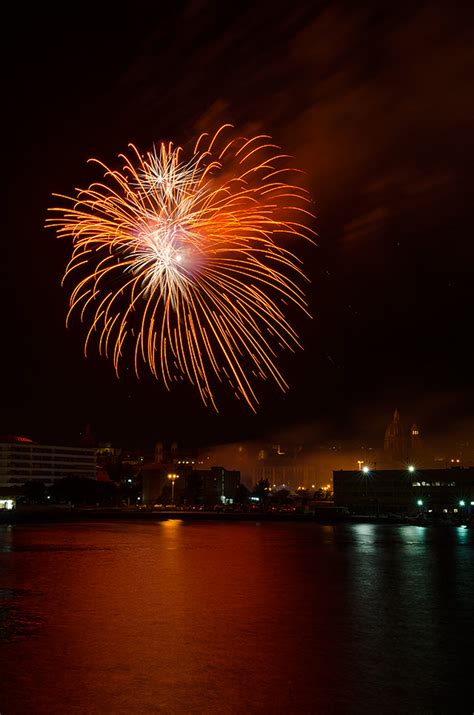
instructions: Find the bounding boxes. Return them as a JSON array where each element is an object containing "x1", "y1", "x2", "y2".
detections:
[{"x1": 0, "y1": 522, "x2": 472, "y2": 714}]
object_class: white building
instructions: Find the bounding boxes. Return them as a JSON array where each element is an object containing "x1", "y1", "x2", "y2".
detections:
[{"x1": 0, "y1": 436, "x2": 97, "y2": 487}]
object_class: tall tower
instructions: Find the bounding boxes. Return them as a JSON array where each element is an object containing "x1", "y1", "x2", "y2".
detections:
[
  {"x1": 383, "y1": 409, "x2": 406, "y2": 464},
  {"x1": 410, "y1": 423, "x2": 422, "y2": 460},
  {"x1": 154, "y1": 441, "x2": 164, "y2": 463}
]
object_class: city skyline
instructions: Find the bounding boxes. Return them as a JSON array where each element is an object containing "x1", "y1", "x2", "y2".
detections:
[{"x1": 3, "y1": 407, "x2": 472, "y2": 494}]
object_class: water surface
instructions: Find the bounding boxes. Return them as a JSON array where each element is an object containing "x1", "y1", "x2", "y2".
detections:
[{"x1": 0, "y1": 521, "x2": 472, "y2": 714}]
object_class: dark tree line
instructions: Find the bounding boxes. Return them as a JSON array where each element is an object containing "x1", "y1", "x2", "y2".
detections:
[{"x1": 20, "y1": 478, "x2": 118, "y2": 506}]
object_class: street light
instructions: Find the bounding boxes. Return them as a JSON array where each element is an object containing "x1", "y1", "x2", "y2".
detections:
[
  {"x1": 417, "y1": 499, "x2": 423, "y2": 507},
  {"x1": 459, "y1": 500, "x2": 466, "y2": 507},
  {"x1": 168, "y1": 473, "x2": 179, "y2": 504},
  {"x1": 408, "y1": 465, "x2": 415, "y2": 473}
]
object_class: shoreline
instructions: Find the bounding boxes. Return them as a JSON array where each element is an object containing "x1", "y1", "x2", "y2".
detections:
[{"x1": 0, "y1": 508, "x2": 470, "y2": 527}]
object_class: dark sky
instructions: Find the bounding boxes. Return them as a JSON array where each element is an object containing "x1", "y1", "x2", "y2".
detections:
[{"x1": 2, "y1": 1, "x2": 473, "y2": 448}]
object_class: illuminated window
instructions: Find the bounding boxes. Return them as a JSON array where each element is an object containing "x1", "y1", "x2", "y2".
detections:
[{"x1": 0, "y1": 499, "x2": 14, "y2": 510}]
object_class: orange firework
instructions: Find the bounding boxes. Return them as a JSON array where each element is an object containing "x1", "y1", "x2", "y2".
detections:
[{"x1": 47, "y1": 124, "x2": 314, "y2": 411}]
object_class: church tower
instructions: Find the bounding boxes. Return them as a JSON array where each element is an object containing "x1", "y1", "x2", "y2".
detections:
[
  {"x1": 154, "y1": 441, "x2": 164, "y2": 463},
  {"x1": 410, "y1": 423, "x2": 423, "y2": 460},
  {"x1": 383, "y1": 409, "x2": 406, "y2": 464}
]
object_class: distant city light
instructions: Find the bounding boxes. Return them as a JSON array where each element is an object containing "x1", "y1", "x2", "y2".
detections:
[
  {"x1": 167, "y1": 473, "x2": 179, "y2": 503},
  {"x1": 362, "y1": 466, "x2": 370, "y2": 473},
  {"x1": 408, "y1": 465, "x2": 415, "y2": 473}
]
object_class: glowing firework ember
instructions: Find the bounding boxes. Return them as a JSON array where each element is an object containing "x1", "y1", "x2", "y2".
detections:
[{"x1": 47, "y1": 125, "x2": 315, "y2": 411}]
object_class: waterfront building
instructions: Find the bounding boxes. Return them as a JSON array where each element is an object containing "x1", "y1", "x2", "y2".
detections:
[
  {"x1": 191, "y1": 466, "x2": 240, "y2": 505},
  {"x1": 0, "y1": 436, "x2": 97, "y2": 488},
  {"x1": 333, "y1": 466, "x2": 474, "y2": 514},
  {"x1": 141, "y1": 462, "x2": 240, "y2": 506},
  {"x1": 379, "y1": 409, "x2": 432, "y2": 468},
  {"x1": 140, "y1": 440, "x2": 210, "y2": 504},
  {"x1": 376, "y1": 410, "x2": 474, "y2": 470},
  {"x1": 141, "y1": 463, "x2": 191, "y2": 504},
  {"x1": 96, "y1": 443, "x2": 123, "y2": 468},
  {"x1": 153, "y1": 440, "x2": 206, "y2": 467},
  {"x1": 252, "y1": 444, "x2": 322, "y2": 489}
]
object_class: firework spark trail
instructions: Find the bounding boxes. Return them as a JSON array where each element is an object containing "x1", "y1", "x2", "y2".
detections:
[{"x1": 47, "y1": 124, "x2": 315, "y2": 411}]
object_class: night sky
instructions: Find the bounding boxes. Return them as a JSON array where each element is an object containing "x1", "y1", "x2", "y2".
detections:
[{"x1": 2, "y1": 1, "x2": 473, "y2": 449}]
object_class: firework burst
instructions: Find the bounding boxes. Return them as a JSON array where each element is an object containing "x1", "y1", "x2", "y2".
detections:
[{"x1": 47, "y1": 124, "x2": 315, "y2": 411}]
